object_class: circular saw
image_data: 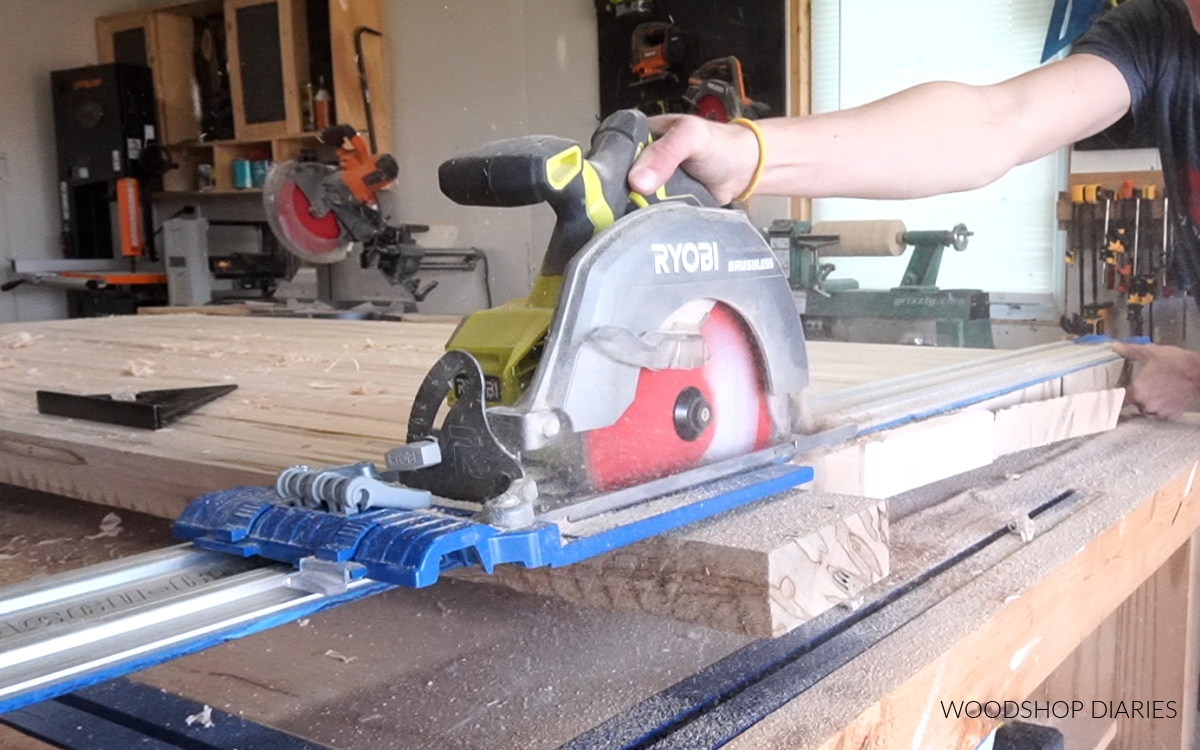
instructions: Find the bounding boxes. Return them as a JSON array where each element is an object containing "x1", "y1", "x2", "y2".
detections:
[
  {"x1": 263, "y1": 125, "x2": 431, "y2": 295},
  {"x1": 177, "y1": 109, "x2": 848, "y2": 593},
  {"x1": 391, "y1": 108, "x2": 811, "y2": 510}
]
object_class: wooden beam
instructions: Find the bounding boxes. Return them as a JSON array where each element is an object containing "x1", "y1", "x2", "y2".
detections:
[
  {"x1": 455, "y1": 492, "x2": 889, "y2": 638},
  {"x1": 787, "y1": 0, "x2": 811, "y2": 221}
]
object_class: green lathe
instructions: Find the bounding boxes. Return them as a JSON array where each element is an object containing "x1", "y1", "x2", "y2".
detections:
[{"x1": 767, "y1": 219, "x2": 994, "y2": 348}]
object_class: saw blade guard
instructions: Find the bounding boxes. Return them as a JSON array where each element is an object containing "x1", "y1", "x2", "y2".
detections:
[
  {"x1": 263, "y1": 161, "x2": 353, "y2": 264},
  {"x1": 486, "y1": 201, "x2": 809, "y2": 491}
]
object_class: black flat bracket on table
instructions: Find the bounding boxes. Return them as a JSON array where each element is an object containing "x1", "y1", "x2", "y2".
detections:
[{"x1": 36, "y1": 385, "x2": 238, "y2": 430}]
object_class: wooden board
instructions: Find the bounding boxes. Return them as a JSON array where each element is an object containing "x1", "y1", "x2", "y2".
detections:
[
  {"x1": 810, "y1": 386, "x2": 1124, "y2": 499},
  {"x1": 455, "y1": 492, "x2": 889, "y2": 638},
  {"x1": 0, "y1": 315, "x2": 994, "y2": 519}
]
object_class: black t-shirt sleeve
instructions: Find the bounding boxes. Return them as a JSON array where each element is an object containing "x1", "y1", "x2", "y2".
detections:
[{"x1": 1068, "y1": 0, "x2": 1166, "y2": 113}]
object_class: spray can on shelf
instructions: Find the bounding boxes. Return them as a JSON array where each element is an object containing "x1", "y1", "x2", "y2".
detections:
[
  {"x1": 314, "y1": 77, "x2": 332, "y2": 130},
  {"x1": 302, "y1": 81, "x2": 315, "y2": 131}
]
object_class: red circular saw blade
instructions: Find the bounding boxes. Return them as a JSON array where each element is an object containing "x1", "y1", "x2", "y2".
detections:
[
  {"x1": 582, "y1": 302, "x2": 772, "y2": 492},
  {"x1": 695, "y1": 94, "x2": 730, "y2": 123},
  {"x1": 264, "y1": 164, "x2": 352, "y2": 264}
]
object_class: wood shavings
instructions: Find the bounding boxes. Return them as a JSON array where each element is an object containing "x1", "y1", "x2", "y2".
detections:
[
  {"x1": 324, "y1": 649, "x2": 357, "y2": 663},
  {"x1": 185, "y1": 704, "x2": 214, "y2": 729},
  {"x1": 34, "y1": 538, "x2": 73, "y2": 547},
  {"x1": 122, "y1": 358, "x2": 157, "y2": 377},
  {"x1": 1, "y1": 332, "x2": 40, "y2": 349},
  {"x1": 85, "y1": 513, "x2": 122, "y2": 539},
  {"x1": 350, "y1": 383, "x2": 386, "y2": 396},
  {"x1": 110, "y1": 387, "x2": 139, "y2": 402},
  {"x1": 324, "y1": 357, "x2": 361, "y2": 373},
  {"x1": 307, "y1": 381, "x2": 338, "y2": 390},
  {"x1": 274, "y1": 353, "x2": 314, "y2": 367}
]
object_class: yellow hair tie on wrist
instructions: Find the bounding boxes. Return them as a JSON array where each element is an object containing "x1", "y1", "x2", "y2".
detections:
[{"x1": 729, "y1": 117, "x2": 766, "y2": 203}]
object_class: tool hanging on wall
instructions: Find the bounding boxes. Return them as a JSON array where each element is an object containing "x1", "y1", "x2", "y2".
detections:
[
  {"x1": 682, "y1": 57, "x2": 769, "y2": 122},
  {"x1": 354, "y1": 26, "x2": 384, "y2": 154},
  {"x1": 603, "y1": 0, "x2": 653, "y2": 19},
  {"x1": 1058, "y1": 184, "x2": 1115, "y2": 336},
  {"x1": 1063, "y1": 185, "x2": 1084, "y2": 323},
  {"x1": 629, "y1": 22, "x2": 683, "y2": 86},
  {"x1": 1125, "y1": 184, "x2": 1160, "y2": 338}
]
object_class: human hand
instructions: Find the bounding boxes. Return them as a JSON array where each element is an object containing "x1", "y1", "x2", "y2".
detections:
[
  {"x1": 627, "y1": 115, "x2": 762, "y2": 205},
  {"x1": 1111, "y1": 341, "x2": 1200, "y2": 420}
]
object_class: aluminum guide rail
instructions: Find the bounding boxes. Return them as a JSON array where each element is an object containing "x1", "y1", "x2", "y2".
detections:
[
  {"x1": 0, "y1": 544, "x2": 389, "y2": 714},
  {"x1": 809, "y1": 338, "x2": 1126, "y2": 435}
]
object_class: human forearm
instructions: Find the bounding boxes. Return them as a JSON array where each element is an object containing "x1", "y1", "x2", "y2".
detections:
[
  {"x1": 755, "y1": 82, "x2": 1028, "y2": 199},
  {"x1": 629, "y1": 54, "x2": 1130, "y2": 203}
]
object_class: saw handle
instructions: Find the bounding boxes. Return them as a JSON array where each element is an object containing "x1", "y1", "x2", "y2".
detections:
[{"x1": 439, "y1": 109, "x2": 719, "y2": 276}]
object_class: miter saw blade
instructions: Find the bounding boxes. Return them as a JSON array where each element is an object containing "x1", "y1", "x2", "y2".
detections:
[
  {"x1": 694, "y1": 94, "x2": 731, "y2": 122},
  {"x1": 582, "y1": 300, "x2": 772, "y2": 492},
  {"x1": 263, "y1": 161, "x2": 354, "y2": 264}
]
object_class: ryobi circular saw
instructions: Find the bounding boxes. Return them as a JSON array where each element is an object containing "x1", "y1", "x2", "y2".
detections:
[{"x1": 178, "y1": 110, "x2": 839, "y2": 590}]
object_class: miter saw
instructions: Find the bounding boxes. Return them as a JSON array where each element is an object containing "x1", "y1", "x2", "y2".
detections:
[
  {"x1": 175, "y1": 110, "x2": 847, "y2": 589},
  {"x1": 263, "y1": 124, "x2": 436, "y2": 301},
  {"x1": 683, "y1": 57, "x2": 769, "y2": 123}
]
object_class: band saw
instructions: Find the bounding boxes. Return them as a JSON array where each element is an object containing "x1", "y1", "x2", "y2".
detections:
[{"x1": 174, "y1": 109, "x2": 853, "y2": 589}]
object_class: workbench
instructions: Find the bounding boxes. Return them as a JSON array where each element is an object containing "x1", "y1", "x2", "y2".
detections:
[{"x1": 0, "y1": 316, "x2": 1195, "y2": 749}]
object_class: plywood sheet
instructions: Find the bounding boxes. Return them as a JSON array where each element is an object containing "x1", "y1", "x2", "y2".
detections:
[{"x1": 0, "y1": 316, "x2": 997, "y2": 518}]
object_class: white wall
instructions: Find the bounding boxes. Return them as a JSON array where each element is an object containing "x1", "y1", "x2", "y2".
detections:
[
  {"x1": 379, "y1": 0, "x2": 599, "y2": 310},
  {"x1": 0, "y1": 0, "x2": 160, "y2": 323}
]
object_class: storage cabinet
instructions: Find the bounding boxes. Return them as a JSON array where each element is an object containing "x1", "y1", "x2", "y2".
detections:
[
  {"x1": 225, "y1": 0, "x2": 307, "y2": 140},
  {"x1": 97, "y1": 6, "x2": 209, "y2": 145},
  {"x1": 95, "y1": 0, "x2": 389, "y2": 195}
]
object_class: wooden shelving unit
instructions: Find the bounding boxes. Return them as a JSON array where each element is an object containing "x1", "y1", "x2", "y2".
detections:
[
  {"x1": 97, "y1": 0, "x2": 389, "y2": 196},
  {"x1": 160, "y1": 132, "x2": 334, "y2": 193}
]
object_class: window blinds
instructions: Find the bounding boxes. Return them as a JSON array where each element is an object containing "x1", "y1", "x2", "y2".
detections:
[{"x1": 810, "y1": 0, "x2": 1062, "y2": 295}]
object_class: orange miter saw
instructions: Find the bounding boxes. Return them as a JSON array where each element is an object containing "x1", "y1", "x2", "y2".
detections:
[{"x1": 263, "y1": 124, "x2": 430, "y2": 296}]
